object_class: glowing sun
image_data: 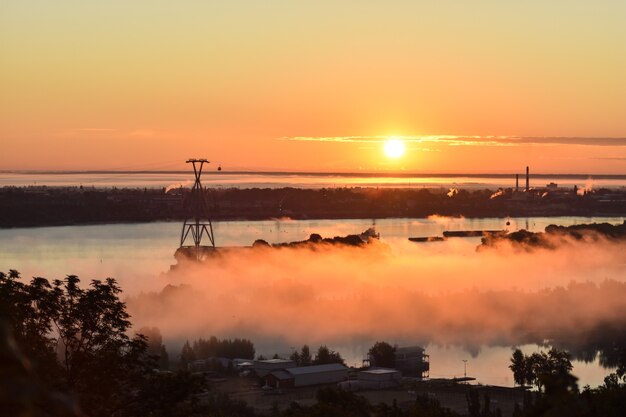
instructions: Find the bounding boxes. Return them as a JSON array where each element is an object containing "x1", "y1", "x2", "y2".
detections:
[{"x1": 384, "y1": 138, "x2": 405, "y2": 158}]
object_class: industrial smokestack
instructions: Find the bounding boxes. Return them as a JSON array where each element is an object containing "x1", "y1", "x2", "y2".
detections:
[
  {"x1": 516, "y1": 174, "x2": 519, "y2": 192},
  {"x1": 526, "y1": 166, "x2": 529, "y2": 192}
]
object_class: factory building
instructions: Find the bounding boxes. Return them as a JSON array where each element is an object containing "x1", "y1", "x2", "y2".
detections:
[{"x1": 262, "y1": 363, "x2": 349, "y2": 388}]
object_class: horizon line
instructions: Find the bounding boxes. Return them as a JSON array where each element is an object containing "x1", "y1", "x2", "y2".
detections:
[{"x1": 2, "y1": 170, "x2": 626, "y2": 179}]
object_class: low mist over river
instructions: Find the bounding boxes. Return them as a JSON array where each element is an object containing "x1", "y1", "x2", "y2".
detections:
[{"x1": 2, "y1": 216, "x2": 625, "y2": 387}]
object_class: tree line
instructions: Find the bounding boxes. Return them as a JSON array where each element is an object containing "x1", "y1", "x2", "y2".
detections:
[{"x1": 180, "y1": 336, "x2": 255, "y2": 367}]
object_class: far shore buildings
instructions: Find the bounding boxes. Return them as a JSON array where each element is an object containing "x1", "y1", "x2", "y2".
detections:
[
  {"x1": 254, "y1": 345, "x2": 429, "y2": 390},
  {"x1": 395, "y1": 346, "x2": 430, "y2": 379},
  {"x1": 363, "y1": 345, "x2": 430, "y2": 380},
  {"x1": 253, "y1": 358, "x2": 296, "y2": 378},
  {"x1": 185, "y1": 345, "x2": 429, "y2": 390}
]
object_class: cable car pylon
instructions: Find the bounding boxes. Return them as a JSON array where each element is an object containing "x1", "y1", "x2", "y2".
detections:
[{"x1": 178, "y1": 158, "x2": 216, "y2": 261}]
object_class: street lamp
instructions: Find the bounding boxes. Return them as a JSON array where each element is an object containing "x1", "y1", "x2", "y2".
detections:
[{"x1": 462, "y1": 359, "x2": 468, "y2": 378}]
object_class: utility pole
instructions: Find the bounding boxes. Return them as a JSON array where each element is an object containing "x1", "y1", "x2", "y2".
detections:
[
  {"x1": 462, "y1": 359, "x2": 468, "y2": 379},
  {"x1": 179, "y1": 158, "x2": 215, "y2": 260}
]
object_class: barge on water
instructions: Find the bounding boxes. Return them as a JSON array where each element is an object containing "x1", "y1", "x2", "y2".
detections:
[{"x1": 409, "y1": 230, "x2": 506, "y2": 243}]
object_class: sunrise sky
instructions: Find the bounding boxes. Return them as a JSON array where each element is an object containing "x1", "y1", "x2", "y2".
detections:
[{"x1": 1, "y1": 1, "x2": 625, "y2": 173}]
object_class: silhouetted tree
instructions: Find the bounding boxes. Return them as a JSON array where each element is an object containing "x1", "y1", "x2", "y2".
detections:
[
  {"x1": 190, "y1": 336, "x2": 255, "y2": 360},
  {"x1": 300, "y1": 345, "x2": 312, "y2": 366},
  {"x1": 313, "y1": 345, "x2": 345, "y2": 365},
  {"x1": 0, "y1": 270, "x2": 60, "y2": 383},
  {"x1": 509, "y1": 348, "x2": 573, "y2": 392},
  {"x1": 180, "y1": 340, "x2": 195, "y2": 369},
  {"x1": 530, "y1": 348, "x2": 573, "y2": 392},
  {"x1": 510, "y1": 349, "x2": 533, "y2": 387},
  {"x1": 139, "y1": 326, "x2": 169, "y2": 370},
  {"x1": 368, "y1": 341, "x2": 396, "y2": 368},
  {"x1": 289, "y1": 350, "x2": 301, "y2": 365},
  {"x1": 290, "y1": 345, "x2": 312, "y2": 366}
]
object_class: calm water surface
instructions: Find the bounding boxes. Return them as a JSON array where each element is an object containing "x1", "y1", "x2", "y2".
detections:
[{"x1": 3, "y1": 171, "x2": 626, "y2": 190}]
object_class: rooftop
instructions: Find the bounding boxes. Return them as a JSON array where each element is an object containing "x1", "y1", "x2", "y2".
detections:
[
  {"x1": 270, "y1": 370, "x2": 293, "y2": 380},
  {"x1": 360, "y1": 368, "x2": 400, "y2": 375},
  {"x1": 395, "y1": 346, "x2": 425, "y2": 354},
  {"x1": 256, "y1": 359, "x2": 294, "y2": 364},
  {"x1": 286, "y1": 363, "x2": 347, "y2": 375}
]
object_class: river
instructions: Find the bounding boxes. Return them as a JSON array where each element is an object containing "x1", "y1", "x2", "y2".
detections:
[{"x1": 2, "y1": 171, "x2": 626, "y2": 190}]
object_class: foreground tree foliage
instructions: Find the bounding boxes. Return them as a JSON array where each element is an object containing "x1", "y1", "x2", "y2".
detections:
[
  {"x1": 0, "y1": 270, "x2": 205, "y2": 416},
  {"x1": 0, "y1": 320, "x2": 83, "y2": 416},
  {"x1": 0, "y1": 271, "x2": 146, "y2": 390}
]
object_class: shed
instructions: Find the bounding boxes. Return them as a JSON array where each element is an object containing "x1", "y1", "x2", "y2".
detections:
[{"x1": 264, "y1": 370, "x2": 295, "y2": 388}]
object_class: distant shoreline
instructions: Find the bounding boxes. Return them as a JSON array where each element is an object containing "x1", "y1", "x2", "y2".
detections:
[
  {"x1": 2, "y1": 170, "x2": 626, "y2": 179},
  {"x1": 1, "y1": 186, "x2": 625, "y2": 229},
  {"x1": 3, "y1": 171, "x2": 625, "y2": 191}
]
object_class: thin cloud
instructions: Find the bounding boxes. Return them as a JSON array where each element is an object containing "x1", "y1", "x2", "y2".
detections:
[
  {"x1": 512, "y1": 137, "x2": 626, "y2": 146},
  {"x1": 279, "y1": 135, "x2": 626, "y2": 147},
  {"x1": 279, "y1": 135, "x2": 510, "y2": 146}
]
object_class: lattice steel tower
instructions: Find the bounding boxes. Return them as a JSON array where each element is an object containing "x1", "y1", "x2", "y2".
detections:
[{"x1": 179, "y1": 159, "x2": 215, "y2": 259}]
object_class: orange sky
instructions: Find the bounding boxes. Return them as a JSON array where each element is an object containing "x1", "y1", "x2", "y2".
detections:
[{"x1": 1, "y1": 1, "x2": 625, "y2": 173}]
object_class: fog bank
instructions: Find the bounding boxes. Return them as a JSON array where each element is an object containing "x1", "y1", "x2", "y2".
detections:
[{"x1": 127, "y1": 236, "x2": 626, "y2": 362}]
